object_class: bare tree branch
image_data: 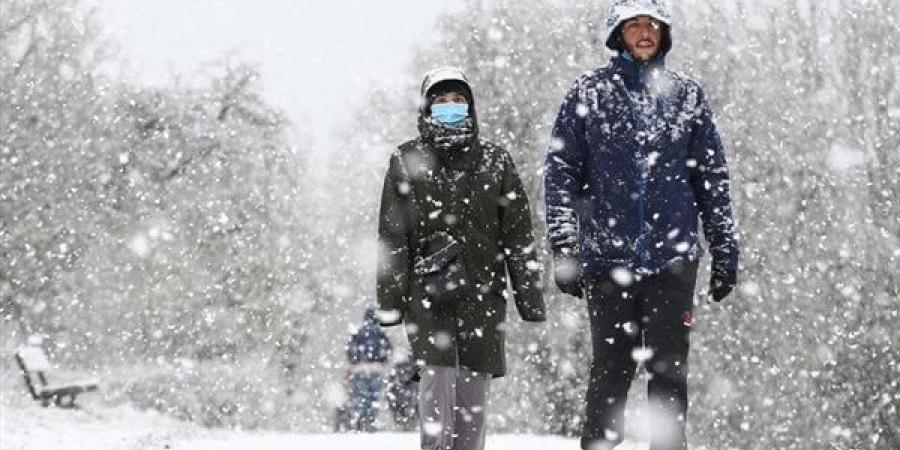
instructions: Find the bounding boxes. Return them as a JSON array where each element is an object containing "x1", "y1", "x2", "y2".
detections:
[
  {"x1": 0, "y1": 1, "x2": 48, "y2": 38},
  {"x1": 10, "y1": 35, "x2": 37, "y2": 78},
  {"x1": 158, "y1": 141, "x2": 222, "y2": 183}
]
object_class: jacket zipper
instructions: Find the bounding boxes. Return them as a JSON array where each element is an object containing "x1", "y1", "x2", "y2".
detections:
[{"x1": 615, "y1": 77, "x2": 650, "y2": 269}]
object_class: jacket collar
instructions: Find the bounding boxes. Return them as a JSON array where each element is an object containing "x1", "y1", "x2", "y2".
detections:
[
  {"x1": 611, "y1": 52, "x2": 666, "y2": 92},
  {"x1": 415, "y1": 132, "x2": 483, "y2": 172}
]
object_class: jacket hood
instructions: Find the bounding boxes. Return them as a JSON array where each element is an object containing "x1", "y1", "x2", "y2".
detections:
[
  {"x1": 418, "y1": 66, "x2": 479, "y2": 138},
  {"x1": 604, "y1": 0, "x2": 673, "y2": 58}
]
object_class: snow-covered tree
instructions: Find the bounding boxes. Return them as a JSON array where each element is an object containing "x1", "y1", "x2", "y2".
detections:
[{"x1": 2, "y1": 0, "x2": 320, "y2": 430}]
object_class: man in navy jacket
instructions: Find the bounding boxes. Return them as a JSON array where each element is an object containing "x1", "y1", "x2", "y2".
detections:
[{"x1": 544, "y1": 1, "x2": 739, "y2": 449}]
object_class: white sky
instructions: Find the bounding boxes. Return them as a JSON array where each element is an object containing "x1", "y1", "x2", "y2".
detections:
[{"x1": 91, "y1": 0, "x2": 460, "y2": 151}]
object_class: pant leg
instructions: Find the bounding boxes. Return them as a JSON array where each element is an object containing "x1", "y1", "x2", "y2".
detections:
[
  {"x1": 582, "y1": 273, "x2": 641, "y2": 449},
  {"x1": 451, "y1": 369, "x2": 491, "y2": 450},
  {"x1": 349, "y1": 373, "x2": 367, "y2": 430},
  {"x1": 638, "y1": 262, "x2": 698, "y2": 450},
  {"x1": 419, "y1": 366, "x2": 457, "y2": 450},
  {"x1": 364, "y1": 375, "x2": 383, "y2": 432},
  {"x1": 351, "y1": 373, "x2": 380, "y2": 431}
]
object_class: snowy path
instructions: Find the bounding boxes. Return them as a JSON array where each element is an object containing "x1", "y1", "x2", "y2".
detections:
[
  {"x1": 1, "y1": 391, "x2": 647, "y2": 450},
  {"x1": 176, "y1": 432, "x2": 591, "y2": 450}
]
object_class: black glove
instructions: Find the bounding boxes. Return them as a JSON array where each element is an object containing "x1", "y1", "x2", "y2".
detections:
[
  {"x1": 710, "y1": 268, "x2": 737, "y2": 302},
  {"x1": 554, "y1": 255, "x2": 583, "y2": 298}
]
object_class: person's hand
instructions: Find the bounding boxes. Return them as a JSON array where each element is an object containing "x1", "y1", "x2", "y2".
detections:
[
  {"x1": 710, "y1": 267, "x2": 737, "y2": 302},
  {"x1": 554, "y1": 255, "x2": 583, "y2": 298}
]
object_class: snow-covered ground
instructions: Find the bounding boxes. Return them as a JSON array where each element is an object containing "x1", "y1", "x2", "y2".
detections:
[
  {"x1": 0, "y1": 387, "x2": 200, "y2": 450},
  {"x1": 182, "y1": 433, "x2": 588, "y2": 450},
  {"x1": 0, "y1": 389, "x2": 649, "y2": 450}
]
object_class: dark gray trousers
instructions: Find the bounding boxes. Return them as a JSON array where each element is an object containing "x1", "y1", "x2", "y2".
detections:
[
  {"x1": 419, "y1": 366, "x2": 491, "y2": 450},
  {"x1": 581, "y1": 262, "x2": 699, "y2": 450}
]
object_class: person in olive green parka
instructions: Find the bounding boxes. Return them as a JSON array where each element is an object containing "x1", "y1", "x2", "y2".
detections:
[
  {"x1": 376, "y1": 66, "x2": 546, "y2": 376},
  {"x1": 376, "y1": 66, "x2": 546, "y2": 450}
]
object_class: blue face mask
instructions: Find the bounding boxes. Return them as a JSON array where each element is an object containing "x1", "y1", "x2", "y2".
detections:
[{"x1": 430, "y1": 103, "x2": 469, "y2": 128}]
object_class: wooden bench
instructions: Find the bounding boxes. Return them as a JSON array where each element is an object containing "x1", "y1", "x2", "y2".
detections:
[{"x1": 14, "y1": 345, "x2": 98, "y2": 407}]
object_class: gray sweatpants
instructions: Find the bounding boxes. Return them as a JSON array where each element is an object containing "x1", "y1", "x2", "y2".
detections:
[{"x1": 419, "y1": 366, "x2": 491, "y2": 450}]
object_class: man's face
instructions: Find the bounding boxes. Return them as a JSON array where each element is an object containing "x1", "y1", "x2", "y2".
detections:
[{"x1": 621, "y1": 15, "x2": 663, "y2": 61}]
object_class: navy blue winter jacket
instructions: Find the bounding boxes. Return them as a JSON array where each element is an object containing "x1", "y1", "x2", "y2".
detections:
[
  {"x1": 545, "y1": 55, "x2": 739, "y2": 276},
  {"x1": 347, "y1": 308, "x2": 392, "y2": 364}
]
